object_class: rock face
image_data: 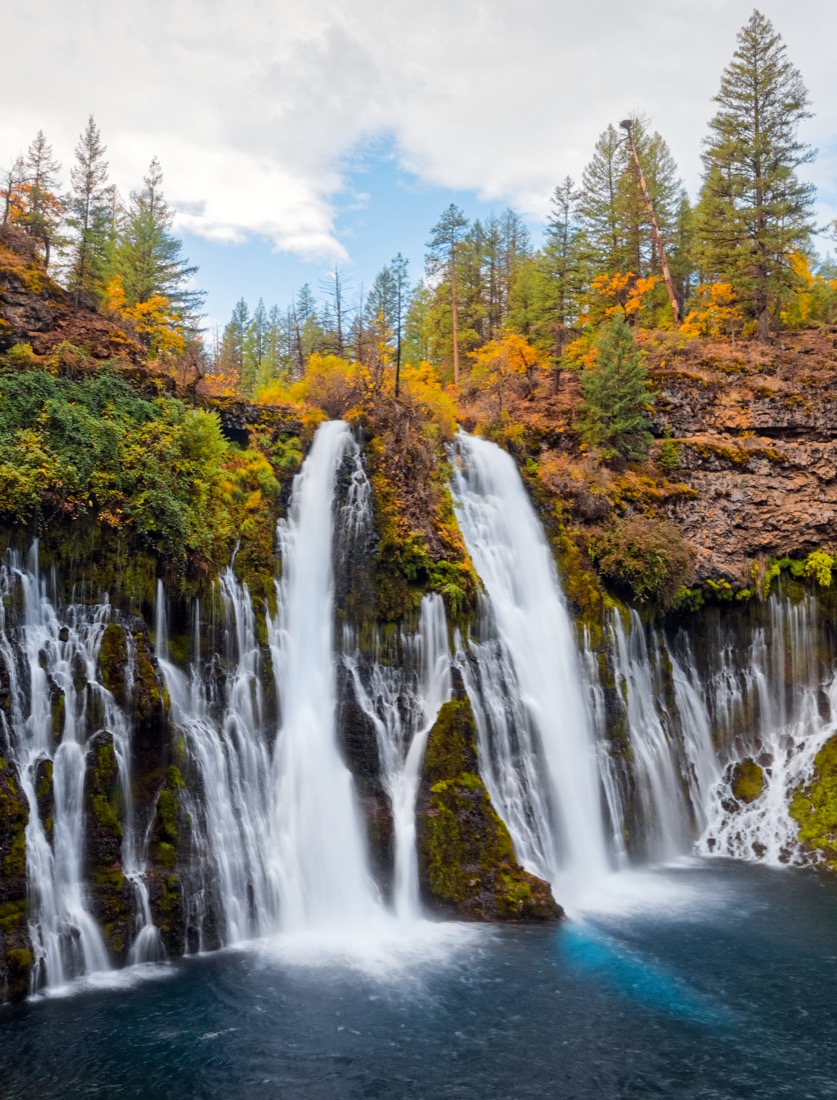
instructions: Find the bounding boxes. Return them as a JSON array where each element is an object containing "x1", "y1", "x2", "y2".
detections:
[
  {"x1": 0, "y1": 229, "x2": 141, "y2": 361},
  {"x1": 0, "y1": 761, "x2": 32, "y2": 1001},
  {"x1": 84, "y1": 732, "x2": 134, "y2": 962},
  {"x1": 790, "y1": 734, "x2": 837, "y2": 870},
  {"x1": 652, "y1": 333, "x2": 837, "y2": 582},
  {"x1": 417, "y1": 683, "x2": 562, "y2": 922}
]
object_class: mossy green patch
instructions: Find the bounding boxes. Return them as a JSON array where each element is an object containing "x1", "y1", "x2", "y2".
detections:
[
  {"x1": 731, "y1": 759, "x2": 765, "y2": 804},
  {"x1": 417, "y1": 694, "x2": 561, "y2": 922},
  {"x1": 98, "y1": 623, "x2": 128, "y2": 699},
  {"x1": 789, "y1": 734, "x2": 837, "y2": 869},
  {"x1": 150, "y1": 766, "x2": 186, "y2": 872}
]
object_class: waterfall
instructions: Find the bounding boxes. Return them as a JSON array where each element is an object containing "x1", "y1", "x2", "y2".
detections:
[
  {"x1": 696, "y1": 597, "x2": 837, "y2": 864},
  {"x1": 606, "y1": 611, "x2": 691, "y2": 860},
  {"x1": 451, "y1": 433, "x2": 610, "y2": 901},
  {"x1": 156, "y1": 574, "x2": 278, "y2": 946},
  {"x1": 0, "y1": 546, "x2": 164, "y2": 990},
  {"x1": 344, "y1": 594, "x2": 451, "y2": 919},
  {"x1": 580, "y1": 597, "x2": 836, "y2": 871},
  {"x1": 269, "y1": 420, "x2": 382, "y2": 931}
]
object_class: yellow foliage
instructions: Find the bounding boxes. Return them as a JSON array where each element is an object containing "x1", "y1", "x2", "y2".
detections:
[
  {"x1": 400, "y1": 361, "x2": 458, "y2": 441},
  {"x1": 583, "y1": 272, "x2": 658, "y2": 326},
  {"x1": 287, "y1": 353, "x2": 368, "y2": 419},
  {"x1": 780, "y1": 253, "x2": 837, "y2": 328},
  {"x1": 470, "y1": 333, "x2": 548, "y2": 413},
  {"x1": 680, "y1": 283, "x2": 742, "y2": 339},
  {"x1": 563, "y1": 334, "x2": 598, "y2": 370},
  {"x1": 121, "y1": 295, "x2": 187, "y2": 361},
  {"x1": 103, "y1": 275, "x2": 187, "y2": 362},
  {"x1": 103, "y1": 274, "x2": 126, "y2": 316}
]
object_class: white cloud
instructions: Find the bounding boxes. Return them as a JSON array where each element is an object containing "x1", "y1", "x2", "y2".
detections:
[{"x1": 2, "y1": 0, "x2": 835, "y2": 259}]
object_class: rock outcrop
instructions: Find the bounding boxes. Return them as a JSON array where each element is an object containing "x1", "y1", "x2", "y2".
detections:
[
  {"x1": 652, "y1": 332, "x2": 837, "y2": 582},
  {"x1": 417, "y1": 679, "x2": 562, "y2": 922},
  {"x1": 0, "y1": 228, "x2": 142, "y2": 362}
]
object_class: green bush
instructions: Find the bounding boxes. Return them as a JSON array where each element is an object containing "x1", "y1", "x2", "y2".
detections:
[
  {"x1": 0, "y1": 363, "x2": 279, "y2": 575},
  {"x1": 590, "y1": 514, "x2": 696, "y2": 608}
]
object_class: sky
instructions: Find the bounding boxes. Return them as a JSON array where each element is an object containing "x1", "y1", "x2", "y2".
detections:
[{"x1": 2, "y1": 0, "x2": 836, "y2": 330}]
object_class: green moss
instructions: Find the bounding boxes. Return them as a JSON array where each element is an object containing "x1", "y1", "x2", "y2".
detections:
[
  {"x1": 159, "y1": 874, "x2": 179, "y2": 915},
  {"x1": 5, "y1": 947, "x2": 33, "y2": 1000},
  {"x1": 789, "y1": 734, "x2": 837, "y2": 869},
  {"x1": 91, "y1": 868, "x2": 126, "y2": 892},
  {"x1": 0, "y1": 900, "x2": 27, "y2": 935},
  {"x1": 150, "y1": 766, "x2": 186, "y2": 871},
  {"x1": 418, "y1": 694, "x2": 560, "y2": 921},
  {"x1": 98, "y1": 623, "x2": 128, "y2": 699},
  {"x1": 730, "y1": 759, "x2": 764, "y2": 804},
  {"x1": 131, "y1": 631, "x2": 170, "y2": 719},
  {"x1": 89, "y1": 740, "x2": 123, "y2": 838},
  {"x1": 50, "y1": 690, "x2": 65, "y2": 740},
  {"x1": 35, "y1": 759, "x2": 53, "y2": 800},
  {"x1": 0, "y1": 764, "x2": 29, "y2": 880}
]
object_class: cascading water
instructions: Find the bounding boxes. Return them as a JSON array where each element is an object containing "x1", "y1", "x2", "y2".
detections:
[
  {"x1": 579, "y1": 595, "x2": 836, "y2": 871},
  {"x1": 0, "y1": 545, "x2": 164, "y2": 990},
  {"x1": 344, "y1": 594, "x2": 451, "y2": 918},
  {"x1": 606, "y1": 611, "x2": 692, "y2": 860},
  {"x1": 694, "y1": 596, "x2": 837, "y2": 864},
  {"x1": 269, "y1": 420, "x2": 382, "y2": 931},
  {"x1": 156, "y1": 574, "x2": 279, "y2": 946},
  {"x1": 451, "y1": 433, "x2": 610, "y2": 901},
  {"x1": 2, "y1": 412, "x2": 836, "y2": 1004}
]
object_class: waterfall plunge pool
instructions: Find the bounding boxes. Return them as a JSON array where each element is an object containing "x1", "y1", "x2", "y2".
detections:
[{"x1": 2, "y1": 859, "x2": 835, "y2": 1099}]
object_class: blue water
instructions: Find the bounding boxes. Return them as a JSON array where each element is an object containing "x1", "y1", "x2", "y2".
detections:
[{"x1": 2, "y1": 860, "x2": 836, "y2": 1099}]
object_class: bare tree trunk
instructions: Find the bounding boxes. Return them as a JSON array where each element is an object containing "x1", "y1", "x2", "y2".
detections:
[
  {"x1": 451, "y1": 260, "x2": 460, "y2": 386},
  {"x1": 623, "y1": 124, "x2": 681, "y2": 326}
]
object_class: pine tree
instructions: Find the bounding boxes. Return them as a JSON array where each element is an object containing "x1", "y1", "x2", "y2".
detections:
[
  {"x1": 578, "y1": 312, "x2": 653, "y2": 462},
  {"x1": 534, "y1": 177, "x2": 587, "y2": 386},
  {"x1": 390, "y1": 252, "x2": 410, "y2": 395},
  {"x1": 1, "y1": 156, "x2": 26, "y2": 227},
  {"x1": 19, "y1": 131, "x2": 63, "y2": 268},
  {"x1": 580, "y1": 119, "x2": 685, "y2": 320},
  {"x1": 65, "y1": 116, "x2": 111, "y2": 306},
  {"x1": 426, "y1": 204, "x2": 469, "y2": 384},
  {"x1": 241, "y1": 298, "x2": 269, "y2": 395},
  {"x1": 116, "y1": 157, "x2": 204, "y2": 327},
  {"x1": 695, "y1": 9, "x2": 815, "y2": 340},
  {"x1": 579, "y1": 125, "x2": 624, "y2": 274},
  {"x1": 218, "y1": 298, "x2": 250, "y2": 384}
]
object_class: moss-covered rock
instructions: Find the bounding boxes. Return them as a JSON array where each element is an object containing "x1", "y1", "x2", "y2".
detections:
[
  {"x1": 0, "y1": 760, "x2": 33, "y2": 1001},
  {"x1": 49, "y1": 686, "x2": 66, "y2": 742},
  {"x1": 146, "y1": 766, "x2": 190, "y2": 955},
  {"x1": 83, "y1": 732, "x2": 132, "y2": 962},
  {"x1": 417, "y1": 688, "x2": 562, "y2": 922},
  {"x1": 129, "y1": 629, "x2": 171, "y2": 788},
  {"x1": 730, "y1": 759, "x2": 765, "y2": 804},
  {"x1": 98, "y1": 623, "x2": 129, "y2": 702},
  {"x1": 789, "y1": 734, "x2": 837, "y2": 869},
  {"x1": 34, "y1": 757, "x2": 54, "y2": 846}
]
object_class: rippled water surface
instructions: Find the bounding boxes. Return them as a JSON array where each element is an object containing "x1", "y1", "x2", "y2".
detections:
[{"x1": 2, "y1": 860, "x2": 836, "y2": 1099}]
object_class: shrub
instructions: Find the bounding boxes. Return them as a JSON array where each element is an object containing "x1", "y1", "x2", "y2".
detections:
[{"x1": 590, "y1": 515, "x2": 696, "y2": 608}]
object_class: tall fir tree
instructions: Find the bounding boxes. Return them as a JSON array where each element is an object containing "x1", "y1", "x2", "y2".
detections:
[
  {"x1": 534, "y1": 177, "x2": 587, "y2": 386},
  {"x1": 116, "y1": 156, "x2": 204, "y2": 327},
  {"x1": 426, "y1": 203, "x2": 469, "y2": 383},
  {"x1": 65, "y1": 115, "x2": 111, "y2": 306},
  {"x1": 241, "y1": 298, "x2": 269, "y2": 395},
  {"x1": 219, "y1": 298, "x2": 250, "y2": 383},
  {"x1": 19, "y1": 131, "x2": 63, "y2": 268},
  {"x1": 580, "y1": 119, "x2": 685, "y2": 322},
  {"x1": 695, "y1": 9, "x2": 815, "y2": 340}
]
